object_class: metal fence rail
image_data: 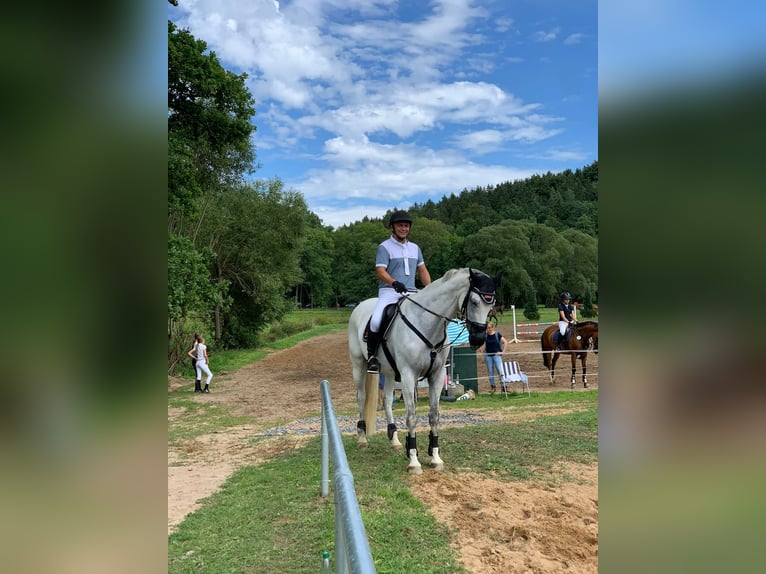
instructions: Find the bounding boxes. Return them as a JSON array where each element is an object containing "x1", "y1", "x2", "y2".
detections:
[{"x1": 320, "y1": 379, "x2": 376, "y2": 574}]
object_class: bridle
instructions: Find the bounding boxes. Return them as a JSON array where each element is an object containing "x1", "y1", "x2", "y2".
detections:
[{"x1": 379, "y1": 273, "x2": 495, "y2": 382}]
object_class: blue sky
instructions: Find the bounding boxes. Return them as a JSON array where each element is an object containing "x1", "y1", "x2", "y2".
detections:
[{"x1": 169, "y1": 0, "x2": 597, "y2": 228}]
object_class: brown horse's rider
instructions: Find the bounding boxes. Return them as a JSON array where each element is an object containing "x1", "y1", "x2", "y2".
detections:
[{"x1": 557, "y1": 291, "x2": 577, "y2": 349}]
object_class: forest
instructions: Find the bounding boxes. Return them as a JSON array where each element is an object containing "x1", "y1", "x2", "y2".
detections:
[{"x1": 168, "y1": 15, "x2": 597, "y2": 366}]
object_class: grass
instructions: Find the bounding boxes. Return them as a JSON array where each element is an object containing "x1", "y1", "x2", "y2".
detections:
[
  {"x1": 168, "y1": 397, "x2": 258, "y2": 447},
  {"x1": 169, "y1": 311, "x2": 598, "y2": 571},
  {"x1": 168, "y1": 391, "x2": 597, "y2": 573}
]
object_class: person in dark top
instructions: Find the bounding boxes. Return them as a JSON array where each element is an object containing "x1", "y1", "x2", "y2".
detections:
[
  {"x1": 479, "y1": 322, "x2": 507, "y2": 392},
  {"x1": 557, "y1": 291, "x2": 577, "y2": 349}
]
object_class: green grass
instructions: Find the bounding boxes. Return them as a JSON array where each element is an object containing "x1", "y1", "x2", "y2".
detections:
[
  {"x1": 168, "y1": 392, "x2": 597, "y2": 573},
  {"x1": 168, "y1": 397, "x2": 258, "y2": 447}
]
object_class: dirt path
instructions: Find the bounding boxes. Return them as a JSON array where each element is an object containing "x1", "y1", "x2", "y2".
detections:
[{"x1": 168, "y1": 330, "x2": 598, "y2": 573}]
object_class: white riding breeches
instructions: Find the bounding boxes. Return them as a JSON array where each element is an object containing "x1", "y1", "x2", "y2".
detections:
[
  {"x1": 558, "y1": 321, "x2": 569, "y2": 337},
  {"x1": 370, "y1": 288, "x2": 407, "y2": 332},
  {"x1": 196, "y1": 360, "x2": 213, "y2": 385}
]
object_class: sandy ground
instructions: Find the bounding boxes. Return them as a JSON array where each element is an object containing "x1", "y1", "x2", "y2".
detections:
[{"x1": 168, "y1": 330, "x2": 598, "y2": 573}]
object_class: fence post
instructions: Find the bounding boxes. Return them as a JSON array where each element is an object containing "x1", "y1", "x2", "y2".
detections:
[{"x1": 510, "y1": 304, "x2": 519, "y2": 343}]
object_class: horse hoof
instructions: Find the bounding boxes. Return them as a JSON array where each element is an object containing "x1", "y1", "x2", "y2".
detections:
[
  {"x1": 392, "y1": 444, "x2": 403, "y2": 452},
  {"x1": 408, "y1": 466, "x2": 423, "y2": 475},
  {"x1": 583, "y1": 383, "x2": 589, "y2": 389},
  {"x1": 357, "y1": 440, "x2": 368, "y2": 449},
  {"x1": 430, "y1": 462, "x2": 444, "y2": 471}
]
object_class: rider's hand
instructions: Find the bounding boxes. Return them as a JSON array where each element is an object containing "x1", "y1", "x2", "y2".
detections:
[{"x1": 391, "y1": 281, "x2": 408, "y2": 293}]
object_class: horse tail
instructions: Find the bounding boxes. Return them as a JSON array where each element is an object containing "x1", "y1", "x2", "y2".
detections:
[{"x1": 541, "y1": 333, "x2": 550, "y2": 368}]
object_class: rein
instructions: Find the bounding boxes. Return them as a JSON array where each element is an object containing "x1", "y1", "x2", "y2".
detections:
[{"x1": 381, "y1": 277, "x2": 495, "y2": 382}]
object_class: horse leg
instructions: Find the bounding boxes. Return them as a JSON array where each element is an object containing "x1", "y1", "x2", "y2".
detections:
[
  {"x1": 353, "y1": 364, "x2": 368, "y2": 448},
  {"x1": 383, "y1": 379, "x2": 402, "y2": 450},
  {"x1": 570, "y1": 354, "x2": 577, "y2": 388},
  {"x1": 550, "y1": 352, "x2": 558, "y2": 385},
  {"x1": 582, "y1": 357, "x2": 589, "y2": 388},
  {"x1": 401, "y1": 381, "x2": 422, "y2": 474},
  {"x1": 427, "y1": 376, "x2": 444, "y2": 471}
]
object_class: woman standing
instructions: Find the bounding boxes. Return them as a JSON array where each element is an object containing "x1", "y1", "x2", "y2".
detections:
[
  {"x1": 480, "y1": 323, "x2": 507, "y2": 392},
  {"x1": 193, "y1": 335, "x2": 213, "y2": 393},
  {"x1": 188, "y1": 333, "x2": 201, "y2": 392}
]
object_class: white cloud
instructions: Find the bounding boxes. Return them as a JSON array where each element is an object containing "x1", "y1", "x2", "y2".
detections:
[
  {"x1": 533, "y1": 27, "x2": 560, "y2": 42},
  {"x1": 170, "y1": 1, "x2": 597, "y2": 227},
  {"x1": 311, "y1": 204, "x2": 390, "y2": 229},
  {"x1": 291, "y1": 137, "x2": 538, "y2": 204},
  {"x1": 564, "y1": 33, "x2": 585, "y2": 45}
]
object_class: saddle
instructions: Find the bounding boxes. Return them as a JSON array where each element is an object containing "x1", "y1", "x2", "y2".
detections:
[{"x1": 362, "y1": 303, "x2": 398, "y2": 342}]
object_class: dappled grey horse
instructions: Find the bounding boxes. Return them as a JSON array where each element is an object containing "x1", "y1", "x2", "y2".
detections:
[{"x1": 348, "y1": 268, "x2": 501, "y2": 474}]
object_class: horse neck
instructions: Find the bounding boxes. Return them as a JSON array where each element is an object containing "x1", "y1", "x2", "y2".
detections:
[
  {"x1": 576, "y1": 322, "x2": 597, "y2": 338},
  {"x1": 407, "y1": 273, "x2": 464, "y2": 327}
]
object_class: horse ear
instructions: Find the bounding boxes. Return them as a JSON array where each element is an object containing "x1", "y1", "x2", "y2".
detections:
[{"x1": 493, "y1": 271, "x2": 503, "y2": 287}]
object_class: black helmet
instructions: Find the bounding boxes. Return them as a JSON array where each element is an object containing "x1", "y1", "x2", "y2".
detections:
[
  {"x1": 389, "y1": 210, "x2": 412, "y2": 226},
  {"x1": 560, "y1": 291, "x2": 571, "y2": 300}
]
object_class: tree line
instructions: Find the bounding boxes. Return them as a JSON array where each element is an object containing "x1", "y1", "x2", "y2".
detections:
[{"x1": 167, "y1": 15, "x2": 597, "y2": 367}]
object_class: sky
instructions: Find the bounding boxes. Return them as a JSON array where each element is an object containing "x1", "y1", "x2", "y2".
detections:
[{"x1": 169, "y1": 0, "x2": 597, "y2": 228}]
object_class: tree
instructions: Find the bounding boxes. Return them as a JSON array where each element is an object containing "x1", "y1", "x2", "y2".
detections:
[
  {"x1": 168, "y1": 20, "x2": 256, "y2": 233},
  {"x1": 523, "y1": 280, "x2": 540, "y2": 320},
  {"x1": 298, "y1": 222, "x2": 335, "y2": 307},
  {"x1": 407, "y1": 217, "x2": 463, "y2": 280},
  {"x1": 331, "y1": 221, "x2": 388, "y2": 305},
  {"x1": 580, "y1": 285, "x2": 597, "y2": 318},
  {"x1": 196, "y1": 179, "x2": 307, "y2": 345}
]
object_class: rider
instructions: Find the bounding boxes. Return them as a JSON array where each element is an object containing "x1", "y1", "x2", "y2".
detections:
[
  {"x1": 557, "y1": 291, "x2": 577, "y2": 349},
  {"x1": 366, "y1": 210, "x2": 432, "y2": 371}
]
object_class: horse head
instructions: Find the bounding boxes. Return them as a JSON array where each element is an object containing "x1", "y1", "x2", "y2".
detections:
[{"x1": 464, "y1": 269, "x2": 503, "y2": 348}]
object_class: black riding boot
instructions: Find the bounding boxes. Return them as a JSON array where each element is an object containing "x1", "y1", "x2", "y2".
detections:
[
  {"x1": 194, "y1": 379, "x2": 201, "y2": 392},
  {"x1": 203, "y1": 384, "x2": 210, "y2": 393},
  {"x1": 366, "y1": 331, "x2": 380, "y2": 371},
  {"x1": 558, "y1": 331, "x2": 567, "y2": 350}
]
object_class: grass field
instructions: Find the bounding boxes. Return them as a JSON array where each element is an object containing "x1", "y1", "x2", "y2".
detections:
[
  {"x1": 169, "y1": 307, "x2": 598, "y2": 572},
  {"x1": 168, "y1": 392, "x2": 596, "y2": 574}
]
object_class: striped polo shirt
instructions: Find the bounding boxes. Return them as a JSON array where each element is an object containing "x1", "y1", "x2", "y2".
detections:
[{"x1": 375, "y1": 236, "x2": 425, "y2": 291}]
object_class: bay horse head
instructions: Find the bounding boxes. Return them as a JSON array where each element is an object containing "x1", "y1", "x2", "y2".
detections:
[{"x1": 463, "y1": 269, "x2": 503, "y2": 349}]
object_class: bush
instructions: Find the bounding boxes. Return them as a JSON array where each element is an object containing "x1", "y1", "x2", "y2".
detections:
[{"x1": 523, "y1": 281, "x2": 540, "y2": 321}]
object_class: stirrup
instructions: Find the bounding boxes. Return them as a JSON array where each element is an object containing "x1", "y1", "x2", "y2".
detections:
[{"x1": 367, "y1": 356, "x2": 380, "y2": 372}]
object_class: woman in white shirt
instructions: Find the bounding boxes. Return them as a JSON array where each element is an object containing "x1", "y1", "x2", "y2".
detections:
[{"x1": 194, "y1": 335, "x2": 213, "y2": 393}]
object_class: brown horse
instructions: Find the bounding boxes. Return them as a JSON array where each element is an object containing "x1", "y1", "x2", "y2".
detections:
[
  {"x1": 541, "y1": 321, "x2": 599, "y2": 388},
  {"x1": 487, "y1": 304, "x2": 504, "y2": 323}
]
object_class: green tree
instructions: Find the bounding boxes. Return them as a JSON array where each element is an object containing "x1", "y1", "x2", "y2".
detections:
[
  {"x1": 580, "y1": 285, "x2": 597, "y2": 318},
  {"x1": 167, "y1": 234, "x2": 230, "y2": 368},
  {"x1": 331, "y1": 220, "x2": 388, "y2": 305},
  {"x1": 298, "y1": 218, "x2": 335, "y2": 307},
  {"x1": 197, "y1": 179, "x2": 307, "y2": 346},
  {"x1": 168, "y1": 20, "x2": 256, "y2": 234},
  {"x1": 407, "y1": 217, "x2": 463, "y2": 280},
  {"x1": 523, "y1": 280, "x2": 540, "y2": 320},
  {"x1": 560, "y1": 228, "x2": 598, "y2": 304}
]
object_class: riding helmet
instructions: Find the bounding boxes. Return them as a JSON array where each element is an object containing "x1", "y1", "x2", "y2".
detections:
[
  {"x1": 560, "y1": 291, "x2": 571, "y2": 300},
  {"x1": 388, "y1": 210, "x2": 412, "y2": 226}
]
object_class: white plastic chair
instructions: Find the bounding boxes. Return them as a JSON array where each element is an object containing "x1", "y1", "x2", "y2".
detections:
[{"x1": 501, "y1": 361, "x2": 530, "y2": 398}]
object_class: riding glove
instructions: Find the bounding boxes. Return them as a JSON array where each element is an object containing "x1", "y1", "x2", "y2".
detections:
[{"x1": 391, "y1": 281, "x2": 408, "y2": 293}]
